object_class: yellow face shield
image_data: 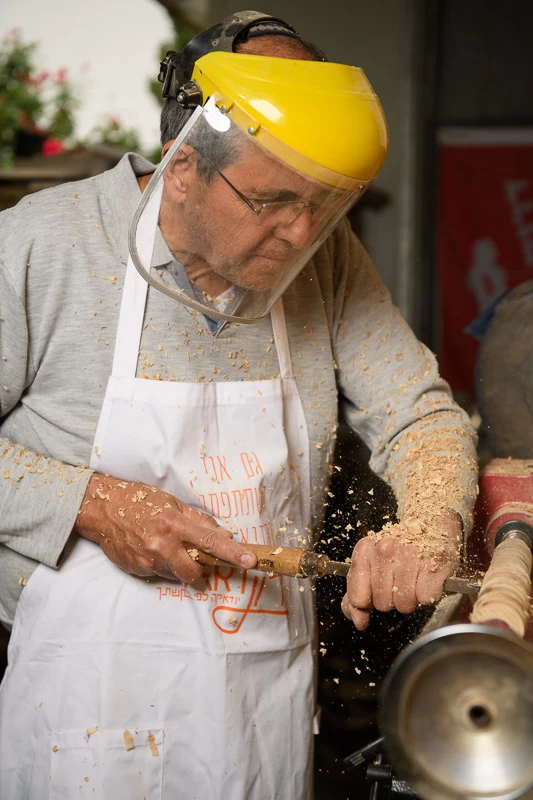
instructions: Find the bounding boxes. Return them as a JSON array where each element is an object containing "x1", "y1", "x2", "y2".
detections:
[
  {"x1": 192, "y1": 52, "x2": 389, "y2": 188},
  {"x1": 130, "y1": 53, "x2": 388, "y2": 324},
  {"x1": 129, "y1": 99, "x2": 368, "y2": 323}
]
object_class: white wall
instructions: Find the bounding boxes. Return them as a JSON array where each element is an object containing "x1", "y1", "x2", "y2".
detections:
[{"x1": 2, "y1": 0, "x2": 174, "y2": 151}]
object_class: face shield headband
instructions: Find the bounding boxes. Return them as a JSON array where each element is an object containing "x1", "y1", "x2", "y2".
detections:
[{"x1": 128, "y1": 99, "x2": 367, "y2": 324}]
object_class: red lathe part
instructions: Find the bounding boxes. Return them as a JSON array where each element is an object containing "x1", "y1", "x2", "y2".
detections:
[{"x1": 468, "y1": 457, "x2": 533, "y2": 638}]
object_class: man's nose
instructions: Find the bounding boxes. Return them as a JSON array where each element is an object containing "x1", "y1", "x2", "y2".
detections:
[{"x1": 272, "y1": 209, "x2": 313, "y2": 248}]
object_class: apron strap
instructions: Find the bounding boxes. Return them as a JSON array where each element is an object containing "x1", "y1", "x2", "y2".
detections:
[
  {"x1": 271, "y1": 299, "x2": 293, "y2": 379},
  {"x1": 111, "y1": 182, "x2": 163, "y2": 379}
]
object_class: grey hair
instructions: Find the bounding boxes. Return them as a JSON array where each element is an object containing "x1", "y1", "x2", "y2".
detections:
[{"x1": 184, "y1": 116, "x2": 242, "y2": 183}]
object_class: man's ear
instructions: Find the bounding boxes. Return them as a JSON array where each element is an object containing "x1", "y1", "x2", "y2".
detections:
[{"x1": 162, "y1": 142, "x2": 197, "y2": 203}]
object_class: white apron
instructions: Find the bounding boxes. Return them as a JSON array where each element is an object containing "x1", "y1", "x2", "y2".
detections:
[{"x1": 0, "y1": 186, "x2": 316, "y2": 800}]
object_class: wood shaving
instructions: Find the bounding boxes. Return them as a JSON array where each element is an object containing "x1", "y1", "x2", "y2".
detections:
[
  {"x1": 484, "y1": 458, "x2": 533, "y2": 476},
  {"x1": 123, "y1": 729, "x2": 135, "y2": 751},
  {"x1": 95, "y1": 485, "x2": 110, "y2": 501},
  {"x1": 85, "y1": 725, "x2": 98, "y2": 739},
  {"x1": 271, "y1": 547, "x2": 283, "y2": 555},
  {"x1": 187, "y1": 548, "x2": 199, "y2": 561},
  {"x1": 147, "y1": 731, "x2": 159, "y2": 757},
  {"x1": 131, "y1": 490, "x2": 148, "y2": 503}
]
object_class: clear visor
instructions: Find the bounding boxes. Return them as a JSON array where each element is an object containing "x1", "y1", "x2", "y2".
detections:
[{"x1": 129, "y1": 99, "x2": 368, "y2": 324}]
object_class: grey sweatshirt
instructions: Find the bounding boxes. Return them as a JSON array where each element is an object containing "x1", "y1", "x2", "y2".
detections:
[{"x1": 0, "y1": 154, "x2": 478, "y2": 627}]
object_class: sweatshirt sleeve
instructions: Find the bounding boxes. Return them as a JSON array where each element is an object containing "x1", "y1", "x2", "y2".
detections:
[
  {"x1": 330, "y1": 221, "x2": 478, "y2": 538},
  {"x1": 0, "y1": 251, "x2": 93, "y2": 569}
]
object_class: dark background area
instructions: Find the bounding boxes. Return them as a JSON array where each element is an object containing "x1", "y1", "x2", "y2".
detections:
[{"x1": 313, "y1": 424, "x2": 433, "y2": 799}]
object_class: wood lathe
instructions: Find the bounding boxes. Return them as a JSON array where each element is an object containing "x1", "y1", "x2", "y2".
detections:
[{"x1": 376, "y1": 458, "x2": 533, "y2": 800}]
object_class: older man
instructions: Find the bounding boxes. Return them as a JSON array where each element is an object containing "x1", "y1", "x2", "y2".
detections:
[{"x1": 0, "y1": 11, "x2": 477, "y2": 799}]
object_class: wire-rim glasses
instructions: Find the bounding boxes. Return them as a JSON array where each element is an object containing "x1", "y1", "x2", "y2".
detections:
[{"x1": 197, "y1": 151, "x2": 317, "y2": 226}]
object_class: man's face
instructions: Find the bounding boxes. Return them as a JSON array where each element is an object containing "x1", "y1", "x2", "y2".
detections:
[
  {"x1": 180, "y1": 144, "x2": 328, "y2": 292},
  {"x1": 158, "y1": 35, "x2": 340, "y2": 295}
]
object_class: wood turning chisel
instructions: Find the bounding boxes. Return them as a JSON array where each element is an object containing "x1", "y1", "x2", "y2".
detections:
[{"x1": 188, "y1": 543, "x2": 481, "y2": 597}]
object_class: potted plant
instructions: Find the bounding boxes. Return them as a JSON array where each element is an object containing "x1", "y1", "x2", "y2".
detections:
[{"x1": 0, "y1": 30, "x2": 78, "y2": 168}]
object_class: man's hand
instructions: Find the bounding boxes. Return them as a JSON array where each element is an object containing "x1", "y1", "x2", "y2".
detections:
[
  {"x1": 74, "y1": 473, "x2": 257, "y2": 582},
  {"x1": 341, "y1": 512, "x2": 462, "y2": 630}
]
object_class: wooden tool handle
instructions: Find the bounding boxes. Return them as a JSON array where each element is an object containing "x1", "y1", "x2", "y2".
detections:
[{"x1": 187, "y1": 543, "x2": 324, "y2": 577}]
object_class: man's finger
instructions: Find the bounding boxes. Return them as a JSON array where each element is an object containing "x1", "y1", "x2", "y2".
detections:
[
  {"x1": 347, "y1": 538, "x2": 373, "y2": 610},
  {"x1": 371, "y1": 556, "x2": 395, "y2": 612},
  {"x1": 352, "y1": 608, "x2": 371, "y2": 631},
  {"x1": 341, "y1": 594, "x2": 371, "y2": 631},
  {"x1": 416, "y1": 567, "x2": 448, "y2": 606},
  {"x1": 392, "y1": 557, "x2": 420, "y2": 613},
  {"x1": 167, "y1": 552, "x2": 205, "y2": 583},
  {"x1": 173, "y1": 517, "x2": 257, "y2": 569}
]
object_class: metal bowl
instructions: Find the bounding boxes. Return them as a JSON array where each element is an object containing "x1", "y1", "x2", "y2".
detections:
[{"x1": 380, "y1": 624, "x2": 533, "y2": 800}]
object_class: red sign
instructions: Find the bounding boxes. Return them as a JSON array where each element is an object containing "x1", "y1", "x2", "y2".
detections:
[{"x1": 437, "y1": 129, "x2": 533, "y2": 395}]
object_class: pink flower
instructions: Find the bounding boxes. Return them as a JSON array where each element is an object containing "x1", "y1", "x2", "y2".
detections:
[
  {"x1": 42, "y1": 137, "x2": 65, "y2": 156},
  {"x1": 54, "y1": 67, "x2": 68, "y2": 83},
  {"x1": 33, "y1": 70, "x2": 49, "y2": 86}
]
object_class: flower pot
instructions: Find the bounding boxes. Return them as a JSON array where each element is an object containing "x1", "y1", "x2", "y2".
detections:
[{"x1": 14, "y1": 129, "x2": 47, "y2": 158}]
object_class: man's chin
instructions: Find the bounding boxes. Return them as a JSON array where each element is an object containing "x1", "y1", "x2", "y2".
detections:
[
  {"x1": 232, "y1": 255, "x2": 290, "y2": 292},
  {"x1": 234, "y1": 274, "x2": 281, "y2": 292}
]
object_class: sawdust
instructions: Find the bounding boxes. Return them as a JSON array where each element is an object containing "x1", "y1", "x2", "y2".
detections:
[
  {"x1": 123, "y1": 730, "x2": 135, "y2": 751},
  {"x1": 147, "y1": 731, "x2": 159, "y2": 757},
  {"x1": 367, "y1": 413, "x2": 477, "y2": 559},
  {"x1": 482, "y1": 458, "x2": 533, "y2": 476}
]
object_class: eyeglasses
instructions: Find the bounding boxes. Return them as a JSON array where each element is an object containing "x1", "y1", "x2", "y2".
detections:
[{"x1": 198, "y1": 152, "x2": 317, "y2": 227}]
